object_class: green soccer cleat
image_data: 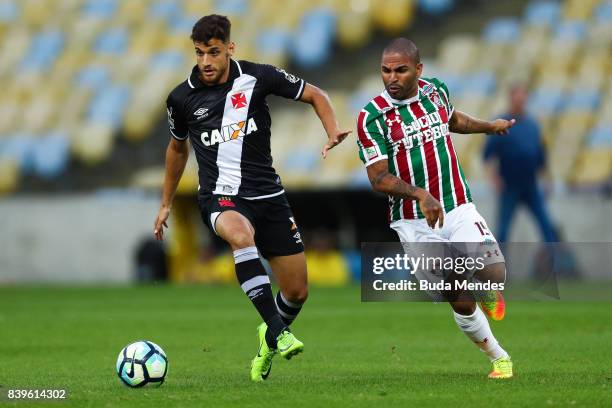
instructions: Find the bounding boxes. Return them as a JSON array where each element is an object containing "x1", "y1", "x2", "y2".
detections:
[
  {"x1": 488, "y1": 356, "x2": 513, "y2": 379},
  {"x1": 250, "y1": 323, "x2": 276, "y2": 382},
  {"x1": 276, "y1": 330, "x2": 304, "y2": 360}
]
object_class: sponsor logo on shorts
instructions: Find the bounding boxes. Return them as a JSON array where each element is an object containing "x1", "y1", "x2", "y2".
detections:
[
  {"x1": 293, "y1": 232, "x2": 302, "y2": 244},
  {"x1": 218, "y1": 196, "x2": 235, "y2": 207},
  {"x1": 485, "y1": 249, "x2": 500, "y2": 258}
]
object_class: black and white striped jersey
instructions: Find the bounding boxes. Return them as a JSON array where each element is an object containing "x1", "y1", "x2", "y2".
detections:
[{"x1": 166, "y1": 59, "x2": 305, "y2": 199}]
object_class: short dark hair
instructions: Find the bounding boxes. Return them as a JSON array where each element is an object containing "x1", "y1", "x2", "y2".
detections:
[
  {"x1": 191, "y1": 14, "x2": 231, "y2": 44},
  {"x1": 383, "y1": 38, "x2": 420, "y2": 64}
]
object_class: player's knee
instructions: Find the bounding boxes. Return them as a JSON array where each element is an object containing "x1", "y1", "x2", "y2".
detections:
[{"x1": 226, "y1": 229, "x2": 255, "y2": 249}]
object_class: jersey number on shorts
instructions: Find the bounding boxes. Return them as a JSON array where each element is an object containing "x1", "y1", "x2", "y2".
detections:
[{"x1": 475, "y1": 221, "x2": 491, "y2": 236}]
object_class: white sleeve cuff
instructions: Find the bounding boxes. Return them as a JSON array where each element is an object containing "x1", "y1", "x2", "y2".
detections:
[
  {"x1": 364, "y1": 155, "x2": 388, "y2": 167},
  {"x1": 294, "y1": 79, "x2": 305, "y2": 100},
  {"x1": 170, "y1": 128, "x2": 188, "y2": 141}
]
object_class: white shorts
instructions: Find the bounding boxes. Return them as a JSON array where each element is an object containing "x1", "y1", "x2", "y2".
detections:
[
  {"x1": 391, "y1": 203, "x2": 498, "y2": 242},
  {"x1": 390, "y1": 203, "x2": 505, "y2": 300}
]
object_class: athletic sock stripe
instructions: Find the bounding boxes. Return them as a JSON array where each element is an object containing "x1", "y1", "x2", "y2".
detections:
[
  {"x1": 240, "y1": 275, "x2": 270, "y2": 293},
  {"x1": 233, "y1": 247, "x2": 259, "y2": 264},
  {"x1": 276, "y1": 308, "x2": 296, "y2": 321},
  {"x1": 276, "y1": 297, "x2": 301, "y2": 315},
  {"x1": 279, "y1": 292, "x2": 303, "y2": 309}
]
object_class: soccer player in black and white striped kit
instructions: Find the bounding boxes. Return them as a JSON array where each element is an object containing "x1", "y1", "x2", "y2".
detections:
[{"x1": 153, "y1": 14, "x2": 350, "y2": 382}]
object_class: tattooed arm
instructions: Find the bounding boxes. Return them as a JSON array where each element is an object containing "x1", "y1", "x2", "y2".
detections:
[
  {"x1": 366, "y1": 159, "x2": 444, "y2": 228},
  {"x1": 449, "y1": 110, "x2": 515, "y2": 135}
]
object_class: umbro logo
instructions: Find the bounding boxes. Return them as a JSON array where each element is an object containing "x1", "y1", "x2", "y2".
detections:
[
  {"x1": 247, "y1": 288, "x2": 263, "y2": 300},
  {"x1": 293, "y1": 232, "x2": 302, "y2": 244},
  {"x1": 194, "y1": 107, "x2": 209, "y2": 120}
]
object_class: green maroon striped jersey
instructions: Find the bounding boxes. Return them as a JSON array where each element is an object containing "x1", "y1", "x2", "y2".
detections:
[{"x1": 357, "y1": 77, "x2": 472, "y2": 222}]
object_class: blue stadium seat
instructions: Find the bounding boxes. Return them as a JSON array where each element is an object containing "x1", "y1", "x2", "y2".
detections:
[
  {"x1": 292, "y1": 9, "x2": 336, "y2": 68},
  {"x1": 419, "y1": 0, "x2": 454, "y2": 14},
  {"x1": 483, "y1": 18, "x2": 521, "y2": 43},
  {"x1": 554, "y1": 21, "x2": 587, "y2": 41},
  {"x1": 282, "y1": 150, "x2": 318, "y2": 173},
  {"x1": 95, "y1": 27, "x2": 128, "y2": 54},
  {"x1": 32, "y1": 132, "x2": 70, "y2": 178},
  {"x1": 88, "y1": 86, "x2": 131, "y2": 128},
  {"x1": 348, "y1": 168, "x2": 370, "y2": 188},
  {"x1": 257, "y1": 28, "x2": 291, "y2": 57},
  {"x1": 524, "y1": 0, "x2": 560, "y2": 26},
  {"x1": 82, "y1": 0, "x2": 117, "y2": 19},
  {"x1": 151, "y1": 51, "x2": 186, "y2": 71},
  {"x1": 75, "y1": 64, "x2": 111, "y2": 91},
  {"x1": 595, "y1": 1, "x2": 612, "y2": 23},
  {"x1": 588, "y1": 122, "x2": 612, "y2": 148},
  {"x1": 149, "y1": 0, "x2": 182, "y2": 22},
  {"x1": 0, "y1": 0, "x2": 19, "y2": 22},
  {"x1": 170, "y1": 13, "x2": 200, "y2": 35},
  {"x1": 563, "y1": 89, "x2": 601, "y2": 112},
  {"x1": 0, "y1": 134, "x2": 35, "y2": 174},
  {"x1": 21, "y1": 29, "x2": 64, "y2": 72},
  {"x1": 528, "y1": 87, "x2": 563, "y2": 115},
  {"x1": 437, "y1": 73, "x2": 464, "y2": 98},
  {"x1": 213, "y1": 0, "x2": 248, "y2": 15},
  {"x1": 462, "y1": 71, "x2": 496, "y2": 96}
]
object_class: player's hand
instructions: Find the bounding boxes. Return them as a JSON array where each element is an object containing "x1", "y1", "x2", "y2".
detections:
[
  {"x1": 417, "y1": 191, "x2": 444, "y2": 229},
  {"x1": 489, "y1": 118, "x2": 516, "y2": 135},
  {"x1": 322, "y1": 129, "x2": 352, "y2": 158},
  {"x1": 153, "y1": 206, "x2": 171, "y2": 241}
]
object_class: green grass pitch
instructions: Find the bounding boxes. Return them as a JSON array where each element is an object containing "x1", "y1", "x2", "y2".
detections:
[{"x1": 1, "y1": 285, "x2": 610, "y2": 407}]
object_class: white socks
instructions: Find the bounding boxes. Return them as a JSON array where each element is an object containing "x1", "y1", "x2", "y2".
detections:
[{"x1": 453, "y1": 306, "x2": 509, "y2": 361}]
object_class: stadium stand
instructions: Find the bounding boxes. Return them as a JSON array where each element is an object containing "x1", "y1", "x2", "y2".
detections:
[{"x1": 0, "y1": 0, "x2": 609, "y2": 194}]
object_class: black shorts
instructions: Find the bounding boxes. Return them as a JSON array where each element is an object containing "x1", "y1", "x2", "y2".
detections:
[{"x1": 198, "y1": 192, "x2": 304, "y2": 259}]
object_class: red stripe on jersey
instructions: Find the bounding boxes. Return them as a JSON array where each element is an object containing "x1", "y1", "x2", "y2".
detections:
[
  {"x1": 395, "y1": 144, "x2": 415, "y2": 219},
  {"x1": 410, "y1": 101, "x2": 440, "y2": 202},
  {"x1": 438, "y1": 97, "x2": 449, "y2": 123},
  {"x1": 446, "y1": 136, "x2": 467, "y2": 205},
  {"x1": 375, "y1": 96, "x2": 404, "y2": 142},
  {"x1": 376, "y1": 96, "x2": 415, "y2": 219},
  {"x1": 356, "y1": 110, "x2": 374, "y2": 148},
  {"x1": 373, "y1": 95, "x2": 390, "y2": 109}
]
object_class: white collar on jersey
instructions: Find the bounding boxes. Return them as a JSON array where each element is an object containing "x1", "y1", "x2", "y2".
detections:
[{"x1": 382, "y1": 88, "x2": 420, "y2": 105}]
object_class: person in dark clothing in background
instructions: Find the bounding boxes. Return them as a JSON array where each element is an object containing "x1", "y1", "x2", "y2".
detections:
[{"x1": 483, "y1": 84, "x2": 557, "y2": 242}]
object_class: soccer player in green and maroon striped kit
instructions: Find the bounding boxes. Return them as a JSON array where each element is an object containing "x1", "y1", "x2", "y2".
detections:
[{"x1": 357, "y1": 38, "x2": 515, "y2": 379}]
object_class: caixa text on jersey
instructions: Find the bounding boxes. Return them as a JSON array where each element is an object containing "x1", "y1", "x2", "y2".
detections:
[{"x1": 200, "y1": 118, "x2": 259, "y2": 146}]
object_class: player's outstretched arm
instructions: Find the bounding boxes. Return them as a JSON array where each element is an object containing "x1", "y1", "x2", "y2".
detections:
[
  {"x1": 366, "y1": 159, "x2": 444, "y2": 229},
  {"x1": 299, "y1": 84, "x2": 352, "y2": 158},
  {"x1": 449, "y1": 110, "x2": 515, "y2": 135},
  {"x1": 154, "y1": 138, "x2": 190, "y2": 240}
]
